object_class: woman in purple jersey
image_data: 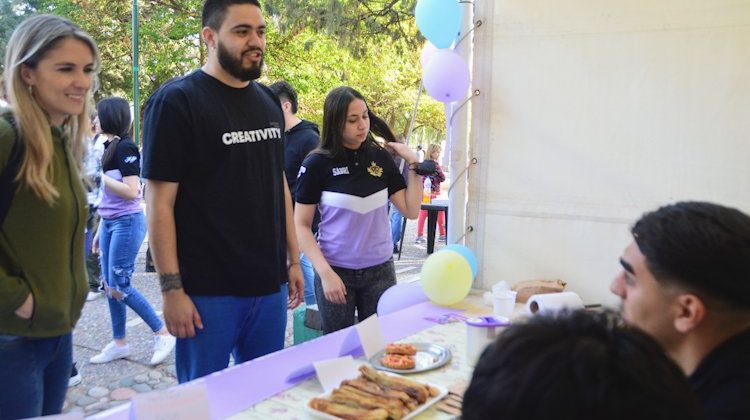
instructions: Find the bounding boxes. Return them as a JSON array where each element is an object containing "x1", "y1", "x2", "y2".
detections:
[
  {"x1": 294, "y1": 86, "x2": 423, "y2": 333},
  {"x1": 89, "y1": 97, "x2": 175, "y2": 366}
]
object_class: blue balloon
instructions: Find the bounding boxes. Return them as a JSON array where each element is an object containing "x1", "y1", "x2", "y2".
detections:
[
  {"x1": 440, "y1": 244, "x2": 478, "y2": 278},
  {"x1": 415, "y1": 0, "x2": 462, "y2": 49}
]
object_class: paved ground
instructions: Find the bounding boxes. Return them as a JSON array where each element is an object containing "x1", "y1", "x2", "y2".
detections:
[{"x1": 63, "y1": 216, "x2": 446, "y2": 416}]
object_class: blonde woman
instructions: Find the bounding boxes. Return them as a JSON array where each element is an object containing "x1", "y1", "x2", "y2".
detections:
[
  {"x1": 415, "y1": 143, "x2": 446, "y2": 243},
  {"x1": 0, "y1": 15, "x2": 99, "y2": 418}
]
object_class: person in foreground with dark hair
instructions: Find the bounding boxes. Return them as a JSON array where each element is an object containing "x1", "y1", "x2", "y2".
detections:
[
  {"x1": 89, "y1": 97, "x2": 175, "y2": 366},
  {"x1": 142, "y1": 0, "x2": 303, "y2": 382},
  {"x1": 294, "y1": 86, "x2": 422, "y2": 333},
  {"x1": 269, "y1": 80, "x2": 320, "y2": 306},
  {"x1": 611, "y1": 201, "x2": 750, "y2": 420},
  {"x1": 463, "y1": 310, "x2": 705, "y2": 420}
]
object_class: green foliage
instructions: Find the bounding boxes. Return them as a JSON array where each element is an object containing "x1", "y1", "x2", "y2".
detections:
[
  {"x1": 0, "y1": 0, "x2": 36, "y2": 76},
  {"x1": 1, "y1": 0, "x2": 445, "y2": 141}
]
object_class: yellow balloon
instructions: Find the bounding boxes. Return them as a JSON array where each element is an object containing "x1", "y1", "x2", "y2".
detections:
[{"x1": 420, "y1": 250, "x2": 473, "y2": 306}]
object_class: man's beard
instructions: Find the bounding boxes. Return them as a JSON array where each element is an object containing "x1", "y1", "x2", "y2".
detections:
[{"x1": 217, "y1": 41, "x2": 263, "y2": 81}]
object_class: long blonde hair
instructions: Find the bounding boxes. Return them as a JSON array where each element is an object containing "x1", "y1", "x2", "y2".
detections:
[{"x1": 3, "y1": 14, "x2": 100, "y2": 204}]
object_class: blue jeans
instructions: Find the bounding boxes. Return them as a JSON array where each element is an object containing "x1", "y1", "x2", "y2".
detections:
[
  {"x1": 0, "y1": 333, "x2": 72, "y2": 419},
  {"x1": 100, "y1": 212, "x2": 163, "y2": 339},
  {"x1": 175, "y1": 284, "x2": 288, "y2": 383},
  {"x1": 85, "y1": 205, "x2": 102, "y2": 291},
  {"x1": 301, "y1": 253, "x2": 316, "y2": 305},
  {"x1": 390, "y1": 206, "x2": 404, "y2": 246}
]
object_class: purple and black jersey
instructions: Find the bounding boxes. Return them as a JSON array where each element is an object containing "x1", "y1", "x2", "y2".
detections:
[{"x1": 296, "y1": 144, "x2": 407, "y2": 270}]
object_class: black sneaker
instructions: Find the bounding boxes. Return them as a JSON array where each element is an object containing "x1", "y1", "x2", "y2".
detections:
[
  {"x1": 69, "y1": 362, "x2": 82, "y2": 387},
  {"x1": 393, "y1": 245, "x2": 399, "y2": 253}
]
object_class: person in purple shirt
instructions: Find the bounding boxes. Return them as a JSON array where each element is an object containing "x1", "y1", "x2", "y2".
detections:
[
  {"x1": 294, "y1": 86, "x2": 423, "y2": 333},
  {"x1": 89, "y1": 97, "x2": 175, "y2": 366}
]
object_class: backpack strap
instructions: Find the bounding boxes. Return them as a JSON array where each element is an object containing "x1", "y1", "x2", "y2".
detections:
[{"x1": 0, "y1": 112, "x2": 24, "y2": 227}]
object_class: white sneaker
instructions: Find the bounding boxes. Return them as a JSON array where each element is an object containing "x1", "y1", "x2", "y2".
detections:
[
  {"x1": 86, "y1": 291, "x2": 102, "y2": 301},
  {"x1": 150, "y1": 334, "x2": 176, "y2": 365},
  {"x1": 90, "y1": 341, "x2": 130, "y2": 364},
  {"x1": 68, "y1": 363, "x2": 82, "y2": 387}
]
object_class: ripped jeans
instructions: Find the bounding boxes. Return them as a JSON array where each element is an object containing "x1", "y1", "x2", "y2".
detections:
[{"x1": 99, "y1": 212, "x2": 163, "y2": 339}]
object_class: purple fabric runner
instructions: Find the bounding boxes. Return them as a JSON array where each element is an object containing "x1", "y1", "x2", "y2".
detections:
[{"x1": 89, "y1": 301, "x2": 461, "y2": 420}]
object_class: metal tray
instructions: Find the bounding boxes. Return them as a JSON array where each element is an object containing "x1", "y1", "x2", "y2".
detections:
[{"x1": 369, "y1": 343, "x2": 452, "y2": 374}]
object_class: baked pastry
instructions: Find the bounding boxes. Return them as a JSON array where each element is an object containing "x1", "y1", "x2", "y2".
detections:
[
  {"x1": 385, "y1": 343, "x2": 417, "y2": 356},
  {"x1": 380, "y1": 354, "x2": 416, "y2": 370}
]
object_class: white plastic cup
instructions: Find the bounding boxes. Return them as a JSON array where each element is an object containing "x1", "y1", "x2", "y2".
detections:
[
  {"x1": 465, "y1": 316, "x2": 510, "y2": 367},
  {"x1": 492, "y1": 291, "x2": 517, "y2": 319}
]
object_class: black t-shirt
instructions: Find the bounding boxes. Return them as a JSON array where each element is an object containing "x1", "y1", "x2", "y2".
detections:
[
  {"x1": 102, "y1": 137, "x2": 140, "y2": 175},
  {"x1": 142, "y1": 70, "x2": 287, "y2": 297},
  {"x1": 690, "y1": 328, "x2": 750, "y2": 420}
]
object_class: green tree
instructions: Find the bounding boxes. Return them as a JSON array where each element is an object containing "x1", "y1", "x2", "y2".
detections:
[
  {"x1": 2, "y1": 0, "x2": 445, "y2": 140},
  {"x1": 0, "y1": 0, "x2": 36, "y2": 76}
]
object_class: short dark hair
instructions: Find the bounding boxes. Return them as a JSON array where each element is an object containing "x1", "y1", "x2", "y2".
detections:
[
  {"x1": 269, "y1": 81, "x2": 298, "y2": 114},
  {"x1": 97, "y1": 97, "x2": 131, "y2": 138},
  {"x1": 633, "y1": 201, "x2": 750, "y2": 310},
  {"x1": 319, "y1": 86, "x2": 397, "y2": 160},
  {"x1": 202, "y1": 0, "x2": 261, "y2": 30},
  {"x1": 463, "y1": 310, "x2": 704, "y2": 420}
]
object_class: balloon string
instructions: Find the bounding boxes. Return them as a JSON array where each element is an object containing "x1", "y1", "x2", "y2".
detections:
[
  {"x1": 454, "y1": 19, "x2": 482, "y2": 50},
  {"x1": 405, "y1": 81, "x2": 424, "y2": 147},
  {"x1": 449, "y1": 90, "x2": 479, "y2": 126}
]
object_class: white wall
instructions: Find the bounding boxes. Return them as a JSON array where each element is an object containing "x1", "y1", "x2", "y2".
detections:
[{"x1": 468, "y1": 0, "x2": 750, "y2": 305}]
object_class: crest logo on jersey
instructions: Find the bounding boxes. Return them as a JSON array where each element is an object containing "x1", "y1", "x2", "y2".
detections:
[{"x1": 367, "y1": 161, "x2": 383, "y2": 177}]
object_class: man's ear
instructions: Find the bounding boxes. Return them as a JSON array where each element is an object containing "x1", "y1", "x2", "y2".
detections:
[
  {"x1": 281, "y1": 101, "x2": 292, "y2": 113},
  {"x1": 202, "y1": 27, "x2": 216, "y2": 50},
  {"x1": 674, "y1": 293, "x2": 706, "y2": 333}
]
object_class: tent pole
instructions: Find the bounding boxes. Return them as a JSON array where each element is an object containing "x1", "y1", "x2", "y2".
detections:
[{"x1": 447, "y1": 0, "x2": 474, "y2": 245}]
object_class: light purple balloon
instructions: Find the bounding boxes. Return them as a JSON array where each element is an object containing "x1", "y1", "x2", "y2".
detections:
[
  {"x1": 377, "y1": 282, "x2": 429, "y2": 316},
  {"x1": 422, "y1": 49, "x2": 470, "y2": 103}
]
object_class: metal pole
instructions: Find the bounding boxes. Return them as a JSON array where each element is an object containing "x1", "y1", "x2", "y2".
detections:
[
  {"x1": 132, "y1": 0, "x2": 140, "y2": 145},
  {"x1": 446, "y1": 0, "x2": 474, "y2": 245},
  {"x1": 405, "y1": 82, "x2": 424, "y2": 147}
]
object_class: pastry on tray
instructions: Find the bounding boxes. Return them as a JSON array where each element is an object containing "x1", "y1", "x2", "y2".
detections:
[
  {"x1": 308, "y1": 365, "x2": 441, "y2": 420},
  {"x1": 380, "y1": 354, "x2": 416, "y2": 370},
  {"x1": 385, "y1": 343, "x2": 418, "y2": 356}
]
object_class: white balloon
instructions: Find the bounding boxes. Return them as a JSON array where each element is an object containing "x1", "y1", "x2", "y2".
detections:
[{"x1": 420, "y1": 41, "x2": 438, "y2": 68}]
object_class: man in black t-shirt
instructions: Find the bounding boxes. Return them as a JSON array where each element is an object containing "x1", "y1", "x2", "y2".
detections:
[
  {"x1": 610, "y1": 201, "x2": 750, "y2": 420},
  {"x1": 269, "y1": 80, "x2": 320, "y2": 306},
  {"x1": 142, "y1": 0, "x2": 303, "y2": 383}
]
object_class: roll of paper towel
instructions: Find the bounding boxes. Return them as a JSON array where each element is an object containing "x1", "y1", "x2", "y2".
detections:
[{"x1": 526, "y1": 292, "x2": 584, "y2": 314}]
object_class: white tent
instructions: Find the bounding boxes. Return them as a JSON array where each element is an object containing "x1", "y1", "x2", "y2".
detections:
[{"x1": 454, "y1": 0, "x2": 750, "y2": 305}]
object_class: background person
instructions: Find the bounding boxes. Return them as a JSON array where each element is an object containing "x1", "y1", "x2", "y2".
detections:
[
  {"x1": 463, "y1": 310, "x2": 705, "y2": 420},
  {"x1": 294, "y1": 86, "x2": 422, "y2": 334},
  {"x1": 414, "y1": 143, "x2": 446, "y2": 243},
  {"x1": 82, "y1": 111, "x2": 106, "y2": 300},
  {"x1": 270, "y1": 80, "x2": 320, "y2": 306},
  {"x1": 0, "y1": 14, "x2": 98, "y2": 418},
  {"x1": 89, "y1": 97, "x2": 175, "y2": 366},
  {"x1": 388, "y1": 135, "x2": 410, "y2": 253},
  {"x1": 143, "y1": 0, "x2": 303, "y2": 383},
  {"x1": 611, "y1": 201, "x2": 750, "y2": 419}
]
